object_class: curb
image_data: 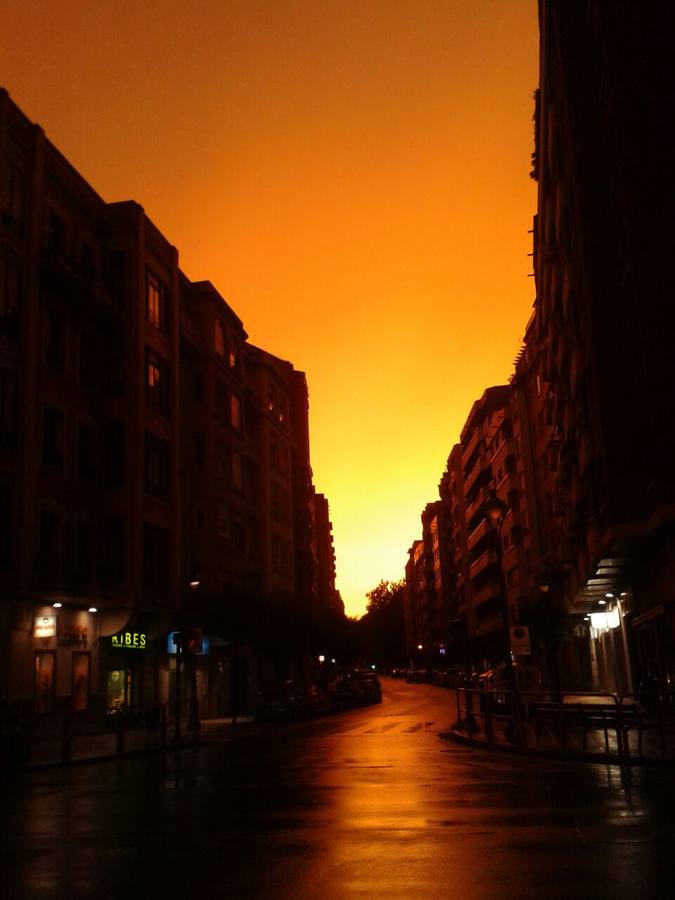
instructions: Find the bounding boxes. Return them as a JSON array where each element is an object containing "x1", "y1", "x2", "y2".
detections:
[{"x1": 439, "y1": 729, "x2": 673, "y2": 767}]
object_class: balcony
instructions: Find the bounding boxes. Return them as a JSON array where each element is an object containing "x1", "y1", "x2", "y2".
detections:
[
  {"x1": 469, "y1": 547, "x2": 499, "y2": 578},
  {"x1": 466, "y1": 517, "x2": 490, "y2": 552},
  {"x1": 40, "y1": 245, "x2": 101, "y2": 301},
  {"x1": 471, "y1": 579, "x2": 503, "y2": 608}
]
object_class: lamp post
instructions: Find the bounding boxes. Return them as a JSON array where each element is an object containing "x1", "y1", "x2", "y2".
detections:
[{"x1": 480, "y1": 489, "x2": 522, "y2": 742}]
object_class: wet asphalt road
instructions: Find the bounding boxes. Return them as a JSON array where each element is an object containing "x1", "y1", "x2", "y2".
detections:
[{"x1": 3, "y1": 678, "x2": 675, "y2": 899}]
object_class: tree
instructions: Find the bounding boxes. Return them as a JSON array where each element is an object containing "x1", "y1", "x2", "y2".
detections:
[{"x1": 358, "y1": 579, "x2": 407, "y2": 667}]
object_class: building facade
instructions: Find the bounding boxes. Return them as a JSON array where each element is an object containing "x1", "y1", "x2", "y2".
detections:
[{"x1": 0, "y1": 89, "x2": 335, "y2": 718}]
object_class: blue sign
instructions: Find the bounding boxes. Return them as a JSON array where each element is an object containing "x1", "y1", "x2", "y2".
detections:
[{"x1": 167, "y1": 631, "x2": 210, "y2": 656}]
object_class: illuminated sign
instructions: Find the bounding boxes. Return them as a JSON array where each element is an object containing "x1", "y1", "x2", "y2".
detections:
[
  {"x1": 167, "y1": 631, "x2": 210, "y2": 656},
  {"x1": 58, "y1": 622, "x2": 88, "y2": 647},
  {"x1": 34, "y1": 616, "x2": 57, "y2": 638},
  {"x1": 111, "y1": 631, "x2": 147, "y2": 649}
]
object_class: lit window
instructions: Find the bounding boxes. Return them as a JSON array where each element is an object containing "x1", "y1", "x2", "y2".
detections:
[{"x1": 145, "y1": 269, "x2": 168, "y2": 333}]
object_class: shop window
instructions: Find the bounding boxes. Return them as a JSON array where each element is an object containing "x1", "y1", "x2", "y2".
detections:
[
  {"x1": 42, "y1": 405, "x2": 64, "y2": 469},
  {"x1": 107, "y1": 668, "x2": 133, "y2": 712},
  {"x1": 34, "y1": 651, "x2": 56, "y2": 714},
  {"x1": 72, "y1": 653, "x2": 91, "y2": 712},
  {"x1": 0, "y1": 367, "x2": 17, "y2": 451}
]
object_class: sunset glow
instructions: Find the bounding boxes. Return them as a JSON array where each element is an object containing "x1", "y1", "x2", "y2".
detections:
[{"x1": 1, "y1": 0, "x2": 539, "y2": 616}]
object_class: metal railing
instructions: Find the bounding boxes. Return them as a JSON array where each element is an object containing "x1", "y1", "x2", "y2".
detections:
[
  {"x1": 454, "y1": 685, "x2": 675, "y2": 765},
  {"x1": 2, "y1": 701, "x2": 202, "y2": 770}
]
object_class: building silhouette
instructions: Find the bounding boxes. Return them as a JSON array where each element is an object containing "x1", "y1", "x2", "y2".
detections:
[{"x1": 0, "y1": 88, "x2": 338, "y2": 717}]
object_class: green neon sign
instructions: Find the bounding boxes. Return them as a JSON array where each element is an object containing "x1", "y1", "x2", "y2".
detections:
[{"x1": 111, "y1": 631, "x2": 147, "y2": 649}]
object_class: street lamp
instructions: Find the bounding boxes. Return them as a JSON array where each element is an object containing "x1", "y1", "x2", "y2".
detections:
[{"x1": 480, "y1": 489, "x2": 522, "y2": 742}]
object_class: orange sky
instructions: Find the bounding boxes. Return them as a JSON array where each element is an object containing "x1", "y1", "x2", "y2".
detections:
[{"x1": 1, "y1": 0, "x2": 539, "y2": 617}]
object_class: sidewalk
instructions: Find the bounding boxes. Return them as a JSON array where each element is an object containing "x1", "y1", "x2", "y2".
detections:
[
  {"x1": 444, "y1": 704, "x2": 675, "y2": 765},
  {"x1": 25, "y1": 715, "x2": 264, "y2": 769}
]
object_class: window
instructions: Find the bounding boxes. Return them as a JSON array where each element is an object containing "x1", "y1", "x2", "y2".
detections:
[
  {"x1": 79, "y1": 330, "x2": 96, "y2": 389},
  {"x1": 143, "y1": 522, "x2": 169, "y2": 592},
  {"x1": 194, "y1": 434, "x2": 205, "y2": 466},
  {"x1": 229, "y1": 513, "x2": 245, "y2": 552},
  {"x1": 0, "y1": 252, "x2": 21, "y2": 338},
  {"x1": 193, "y1": 373, "x2": 203, "y2": 403},
  {"x1": 74, "y1": 520, "x2": 93, "y2": 586},
  {"x1": 145, "y1": 268, "x2": 169, "y2": 333},
  {"x1": 2, "y1": 163, "x2": 26, "y2": 227},
  {"x1": 77, "y1": 422, "x2": 96, "y2": 482},
  {"x1": 108, "y1": 251, "x2": 127, "y2": 309},
  {"x1": 144, "y1": 432, "x2": 170, "y2": 498},
  {"x1": 105, "y1": 421, "x2": 125, "y2": 486},
  {"x1": 0, "y1": 484, "x2": 12, "y2": 569},
  {"x1": 271, "y1": 481, "x2": 290, "y2": 524},
  {"x1": 228, "y1": 337, "x2": 239, "y2": 370},
  {"x1": 43, "y1": 406, "x2": 64, "y2": 469},
  {"x1": 38, "y1": 510, "x2": 61, "y2": 582},
  {"x1": 214, "y1": 321, "x2": 226, "y2": 358},
  {"x1": 272, "y1": 534, "x2": 292, "y2": 575},
  {"x1": 0, "y1": 368, "x2": 17, "y2": 451},
  {"x1": 216, "y1": 441, "x2": 228, "y2": 480},
  {"x1": 104, "y1": 333, "x2": 126, "y2": 397},
  {"x1": 47, "y1": 209, "x2": 66, "y2": 252},
  {"x1": 217, "y1": 503, "x2": 228, "y2": 537},
  {"x1": 231, "y1": 450, "x2": 243, "y2": 490},
  {"x1": 102, "y1": 517, "x2": 125, "y2": 583},
  {"x1": 44, "y1": 306, "x2": 65, "y2": 371},
  {"x1": 270, "y1": 440, "x2": 289, "y2": 476},
  {"x1": 145, "y1": 349, "x2": 170, "y2": 417},
  {"x1": 230, "y1": 393, "x2": 241, "y2": 431}
]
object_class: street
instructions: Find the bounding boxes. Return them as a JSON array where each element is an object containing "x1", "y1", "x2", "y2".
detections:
[{"x1": 3, "y1": 678, "x2": 675, "y2": 899}]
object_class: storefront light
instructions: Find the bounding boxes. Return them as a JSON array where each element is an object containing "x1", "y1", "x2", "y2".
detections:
[
  {"x1": 88, "y1": 606, "x2": 98, "y2": 613},
  {"x1": 52, "y1": 601, "x2": 62, "y2": 608},
  {"x1": 598, "y1": 599, "x2": 607, "y2": 606}
]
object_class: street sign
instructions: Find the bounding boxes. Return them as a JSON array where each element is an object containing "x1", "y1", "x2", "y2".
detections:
[{"x1": 510, "y1": 625, "x2": 531, "y2": 656}]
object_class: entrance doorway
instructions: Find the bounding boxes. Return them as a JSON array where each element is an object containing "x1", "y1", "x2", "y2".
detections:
[
  {"x1": 71, "y1": 652, "x2": 90, "y2": 711},
  {"x1": 34, "y1": 651, "x2": 56, "y2": 713},
  {"x1": 107, "y1": 668, "x2": 134, "y2": 711}
]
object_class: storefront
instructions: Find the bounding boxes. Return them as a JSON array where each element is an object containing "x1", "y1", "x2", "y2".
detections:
[
  {"x1": 26, "y1": 605, "x2": 98, "y2": 713},
  {"x1": 105, "y1": 629, "x2": 150, "y2": 712}
]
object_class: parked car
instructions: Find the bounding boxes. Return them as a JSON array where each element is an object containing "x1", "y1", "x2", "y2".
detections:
[
  {"x1": 406, "y1": 668, "x2": 427, "y2": 684},
  {"x1": 390, "y1": 667, "x2": 407, "y2": 679},
  {"x1": 255, "y1": 681, "x2": 310, "y2": 722},
  {"x1": 306, "y1": 684, "x2": 331, "y2": 716}
]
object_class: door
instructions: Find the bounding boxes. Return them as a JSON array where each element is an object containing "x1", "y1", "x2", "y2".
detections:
[
  {"x1": 71, "y1": 652, "x2": 90, "y2": 711},
  {"x1": 34, "y1": 651, "x2": 56, "y2": 713}
]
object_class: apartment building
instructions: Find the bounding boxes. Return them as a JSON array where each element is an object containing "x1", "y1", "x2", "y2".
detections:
[{"x1": 0, "y1": 89, "x2": 332, "y2": 716}]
